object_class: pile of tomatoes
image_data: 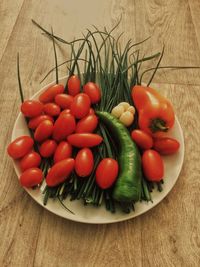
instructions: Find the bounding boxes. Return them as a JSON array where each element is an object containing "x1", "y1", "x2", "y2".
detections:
[
  {"x1": 7, "y1": 75, "x2": 119, "y2": 189},
  {"x1": 131, "y1": 129, "x2": 180, "y2": 182}
]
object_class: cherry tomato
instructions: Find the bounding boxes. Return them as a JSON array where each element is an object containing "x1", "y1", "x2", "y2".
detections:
[
  {"x1": 34, "y1": 120, "x2": 54, "y2": 142},
  {"x1": 153, "y1": 138, "x2": 180, "y2": 155},
  {"x1": 28, "y1": 115, "x2": 54, "y2": 130},
  {"x1": 39, "y1": 84, "x2": 64, "y2": 103},
  {"x1": 95, "y1": 158, "x2": 118, "y2": 189},
  {"x1": 131, "y1": 129, "x2": 153, "y2": 150},
  {"x1": 75, "y1": 114, "x2": 98, "y2": 133},
  {"x1": 59, "y1": 109, "x2": 71, "y2": 117},
  {"x1": 55, "y1": 94, "x2": 74, "y2": 109},
  {"x1": 39, "y1": 139, "x2": 57, "y2": 158},
  {"x1": 89, "y1": 108, "x2": 95, "y2": 115},
  {"x1": 52, "y1": 113, "x2": 76, "y2": 141},
  {"x1": 70, "y1": 93, "x2": 91, "y2": 119},
  {"x1": 46, "y1": 158, "x2": 75, "y2": 187},
  {"x1": 142, "y1": 149, "x2": 164, "y2": 182},
  {"x1": 75, "y1": 148, "x2": 94, "y2": 177},
  {"x1": 43, "y1": 103, "x2": 61, "y2": 117},
  {"x1": 67, "y1": 133, "x2": 103, "y2": 148},
  {"x1": 20, "y1": 168, "x2": 43, "y2": 188},
  {"x1": 21, "y1": 100, "x2": 43, "y2": 118},
  {"x1": 19, "y1": 151, "x2": 41, "y2": 171},
  {"x1": 54, "y1": 141, "x2": 72, "y2": 163},
  {"x1": 7, "y1": 136, "x2": 34, "y2": 159},
  {"x1": 67, "y1": 75, "x2": 81, "y2": 96},
  {"x1": 83, "y1": 82, "x2": 101, "y2": 104}
]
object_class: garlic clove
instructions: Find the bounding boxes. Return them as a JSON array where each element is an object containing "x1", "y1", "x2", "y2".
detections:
[
  {"x1": 118, "y1": 102, "x2": 130, "y2": 111},
  {"x1": 111, "y1": 105, "x2": 125, "y2": 118},
  {"x1": 127, "y1": 106, "x2": 135, "y2": 114},
  {"x1": 119, "y1": 111, "x2": 134, "y2": 127}
]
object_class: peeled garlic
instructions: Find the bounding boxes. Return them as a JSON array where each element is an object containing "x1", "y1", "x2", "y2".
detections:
[
  {"x1": 127, "y1": 106, "x2": 135, "y2": 114},
  {"x1": 119, "y1": 111, "x2": 134, "y2": 127},
  {"x1": 111, "y1": 105, "x2": 125, "y2": 118},
  {"x1": 118, "y1": 102, "x2": 130, "y2": 111}
]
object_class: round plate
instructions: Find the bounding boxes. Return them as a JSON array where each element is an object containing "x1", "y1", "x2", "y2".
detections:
[{"x1": 11, "y1": 77, "x2": 184, "y2": 224}]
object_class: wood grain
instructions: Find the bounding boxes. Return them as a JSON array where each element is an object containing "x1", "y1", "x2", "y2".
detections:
[{"x1": 1, "y1": 1, "x2": 200, "y2": 266}]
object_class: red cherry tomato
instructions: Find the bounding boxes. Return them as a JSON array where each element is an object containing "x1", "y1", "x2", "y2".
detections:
[
  {"x1": 75, "y1": 148, "x2": 94, "y2": 177},
  {"x1": 39, "y1": 84, "x2": 64, "y2": 103},
  {"x1": 43, "y1": 103, "x2": 61, "y2": 117},
  {"x1": 54, "y1": 141, "x2": 72, "y2": 163},
  {"x1": 21, "y1": 100, "x2": 43, "y2": 118},
  {"x1": 89, "y1": 108, "x2": 95, "y2": 115},
  {"x1": 59, "y1": 109, "x2": 71, "y2": 117},
  {"x1": 95, "y1": 158, "x2": 118, "y2": 189},
  {"x1": 20, "y1": 168, "x2": 43, "y2": 188},
  {"x1": 39, "y1": 139, "x2": 57, "y2": 158},
  {"x1": 55, "y1": 94, "x2": 74, "y2": 109},
  {"x1": 19, "y1": 151, "x2": 41, "y2": 171},
  {"x1": 28, "y1": 115, "x2": 54, "y2": 130},
  {"x1": 83, "y1": 82, "x2": 101, "y2": 104},
  {"x1": 153, "y1": 138, "x2": 180, "y2": 155},
  {"x1": 52, "y1": 113, "x2": 76, "y2": 141},
  {"x1": 67, "y1": 75, "x2": 81, "y2": 96},
  {"x1": 67, "y1": 133, "x2": 103, "y2": 148},
  {"x1": 34, "y1": 120, "x2": 54, "y2": 142},
  {"x1": 131, "y1": 129, "x2": 153, "y2": 150},
  {"x1": 70, "y1": 93, "x2": 91, "y2": 119},
  {"x1": 142, "y1": 149, "x2": 164, "y2": 182},
  {"x1": 46, "y1": 158, "x2": 75, "y2": 187},
  {"x1": 75, "y1": 114, "x2": 98, "y2": 133},
  {"x1": 7, "y1": 136, "x2": 34, "y2": 159}
]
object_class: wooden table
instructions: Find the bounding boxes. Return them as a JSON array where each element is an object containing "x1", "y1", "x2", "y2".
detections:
[{"x1": 1, "y1": 1, "x2": 200, "y2": 266}]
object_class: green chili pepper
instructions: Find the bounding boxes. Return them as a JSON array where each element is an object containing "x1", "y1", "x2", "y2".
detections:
[{"x1": 96, "y1": 111, "x2": 142, "y2": 202}]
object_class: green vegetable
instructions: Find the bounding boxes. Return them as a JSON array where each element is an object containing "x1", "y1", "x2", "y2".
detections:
[{"x1": 96, "y1": 111, "x2": 142, "y2": 202}]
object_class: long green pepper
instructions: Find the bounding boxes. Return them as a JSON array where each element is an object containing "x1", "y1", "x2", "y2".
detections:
[{"x1": 96, "y1": 111, "x2": 142, "y2": 202}]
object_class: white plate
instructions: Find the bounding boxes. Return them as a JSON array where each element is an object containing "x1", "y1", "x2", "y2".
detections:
[{"x1": 11, "y1": 76, "x2": 184, "y2": 224}]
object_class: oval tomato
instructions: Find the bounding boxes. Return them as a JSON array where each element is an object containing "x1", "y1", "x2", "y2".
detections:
[
  {"x1": 131, "y1": 129, "x2": 153, "y2": 150},
  {"x1": 142, "y1": 149, "x2": 164, "y2": 181},
  {"x1": 55, "y1": 94, "x2": 74, "y2": 109},
  {"x1": 75, "y1": 114, "x2": 98, "y2": 133},
  {"x1": 7, "y1": 136, "x2": 34, "y2": 159},
  {"x1": 83, "y1": 82, "x2": 101, "y2": 104},
  {"x1": 75, "y1": 148, "x2": 94, "y2": 177},
  {"x1": 19, "y1": 151, "x2": 41, "y2": 171},
  {"x1": 59, "y1": 109, "x2": 71, "y2": 117},
  {"x1": 52, "y1": 113, "x2": 76, "y2": 141},
  {"x1": 67, "y1": 133, "x2": 103, "y2": 148},
  {"x1": 54, "y1": 141, "x2": 72, "y2": 163},
  {"x1": 43, "y1": 103, "x2": 61, "y2": 117},
  {"x1": 95, "y1": 158, "x2": 118, "y2": 189},
  {"x1": 21, "y1": 100, "x2": 43, "y2": 118},
  {"x1": 70, "y1": 93, "x2": 91, "y2": 119},
  {"x1": 89, "y1": 108, "x2": 95, "y2": 115},
  {"x1": 28, "y1": 115, "x2": 54, "y2": 130},
  {"x1": 153, "y1": 138, "x2": 180, "y2": 155},
  {"x1": 20, "y1": 168, "x2": 43, "y2": 188},
  {"x1": 39, "y1": 139, "x2": 57, "y2": 158},
  {"x1": 34, "y1": 120, "x2": 54, "y2": 142},
  {"x1": 39, "y1": 84, "x2": 64, "y2": 103},
  {"x1": 46, "y1": 158, "x2": 75, "y2": 187},
  {"x1": 67, "y1": 75, "x2": 81, "y2": 96}
]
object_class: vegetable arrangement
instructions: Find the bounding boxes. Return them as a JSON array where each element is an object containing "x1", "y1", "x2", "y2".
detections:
[{"x1": 8, "y1": 19, "x2": 191, "y2": 215}]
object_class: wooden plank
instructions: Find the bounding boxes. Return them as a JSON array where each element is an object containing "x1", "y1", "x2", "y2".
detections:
[
  {"x1": 0, "y1": 0, "x2": 24, "y2": 61},
  {"x1": 134, "y1": 0, "x2": 200, "y2": 85}
]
